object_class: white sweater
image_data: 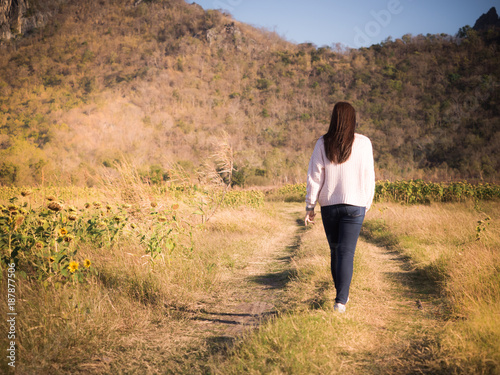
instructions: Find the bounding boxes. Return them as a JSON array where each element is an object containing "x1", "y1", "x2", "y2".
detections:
[{"x1": 306, "y1": 134, "x2": 375, "y2": 211}]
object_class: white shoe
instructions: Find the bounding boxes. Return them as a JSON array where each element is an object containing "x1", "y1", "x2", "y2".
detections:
[{"x1": 334, "y1": 303, "x2": 346, "y2": 313}]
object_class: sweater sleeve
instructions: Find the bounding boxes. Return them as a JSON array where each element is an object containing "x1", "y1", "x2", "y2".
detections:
[
  {"x1": 305, "y1": 138, "x2": 325, "y2": 210},
  {"x1": 364, "y1": 139, "x2": 375, "y2": 211}
]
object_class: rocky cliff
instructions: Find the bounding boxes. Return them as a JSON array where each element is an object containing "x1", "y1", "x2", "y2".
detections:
[
  {"x1": 473, "y1": 7, "x2": 500, "y2": 31},
  {"x1": 0, "y1": 0, "x2": 52, "y2": 40}
]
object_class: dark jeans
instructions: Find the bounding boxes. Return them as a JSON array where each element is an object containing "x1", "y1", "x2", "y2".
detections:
[{"x1": 320, "y1": 204, "x2": 366, "y2": 305}]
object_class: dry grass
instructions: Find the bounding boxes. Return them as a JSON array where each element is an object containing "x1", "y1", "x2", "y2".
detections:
[
  {"x1": 366, "y1": 200, "x2": 500, "y2": 372},
  {"x1": 214, "y1": 201, "x2": 500, "y2": 374},
  {"x1": 212, "y1": 208, "x2": 423, "y2": 374},
  {"x1": 1, "y1": 187, "x2": 499, "y2": 373},
  {"x1": 0, "y1": 183, "x2": 291, "y2": 373}
]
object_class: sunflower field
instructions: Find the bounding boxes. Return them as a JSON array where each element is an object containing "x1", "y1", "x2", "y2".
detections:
[
  {"x1": 0, "y1": 192, "x2": 192, "y2": 283},
  {"x1": 0, "y1": 183, "x2": 263, "y2": 284},
  {"x1": 266, "y1": 180, "x2": 500, "y2": 204}
]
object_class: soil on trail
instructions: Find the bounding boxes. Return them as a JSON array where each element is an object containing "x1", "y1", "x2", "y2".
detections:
[
  {"x1": 188, "y1": 205, "x2": 303, "y2": 344},
  {"x1": 350, "y1": 236, "x2": 445, "y2": 374}
]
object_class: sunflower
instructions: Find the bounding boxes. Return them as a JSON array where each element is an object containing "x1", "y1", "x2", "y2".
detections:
[
  {"x1": 84, "y1": 259, "x2": 91, "y2": 268},
  {"x1": 59, "y1": 227, "x2": 68, "y2": 236},
  {"x1": 48, "y1": 256, "x2": 55, "y2": 263},
  {"x1": 48, "y1": 202, "x2": 63, "y2": 212},
  {"x1": 158, "y1": 216, "x2": 167, "y2": 223},
  {"x1": 63, "y1": 235, "x2": 74, "y2": 243},
  {"x1": 68, "y1": 261, "x2": 79, "y2": 273},
  {"x1": 172, "y1": 204, "x2": 179, "y2": 210},
  {"x1": 14, "y1": 215, "x2": 25, "y2": 230}
]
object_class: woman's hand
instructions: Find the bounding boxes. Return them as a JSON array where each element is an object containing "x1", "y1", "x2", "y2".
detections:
[{"x1": 305, "y1": 210, "x2": 316, "y2": 226}]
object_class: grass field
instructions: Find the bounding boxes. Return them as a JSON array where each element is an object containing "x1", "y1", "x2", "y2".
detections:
[{"x1": 1, "y1": 182, "x2": 499, "y2": 374}]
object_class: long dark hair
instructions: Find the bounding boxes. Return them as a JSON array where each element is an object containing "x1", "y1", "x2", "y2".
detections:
[{"x1": 323, "y1": 102, "x2": 356, "y2": 164}]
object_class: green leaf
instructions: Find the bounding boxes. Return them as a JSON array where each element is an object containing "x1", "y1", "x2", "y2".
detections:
[{"x1": 55, "y1": 252, "x2": 67, "y2": 264}]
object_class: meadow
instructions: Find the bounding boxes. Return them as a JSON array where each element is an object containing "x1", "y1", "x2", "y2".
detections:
[{"x1": 0, "y1": 179, "x2": 499, "y2": 374}]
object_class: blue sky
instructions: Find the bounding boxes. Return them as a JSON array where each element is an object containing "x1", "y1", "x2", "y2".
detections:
[{"x1": 186, "y1": 0, "x2": 500, "y2": 48}]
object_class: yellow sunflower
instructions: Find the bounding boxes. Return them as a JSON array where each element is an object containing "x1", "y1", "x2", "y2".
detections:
[
  {"x1": 59, "y1": 227, "x2": 68, "y2": 236},
  {"x1": 68, "y1": 261, "x2": 79, "y2": 273},
  {"x1": 84, "y1": 259, "x2": 91, "y2": 268}
]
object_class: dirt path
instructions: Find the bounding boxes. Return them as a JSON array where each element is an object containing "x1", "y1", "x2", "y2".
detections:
[
  {"x1": 349, "y1": 236, "x2": 445, "y2": 374},
  {"x1": 189, "y1": 204, "x2": 303, "y2": 345},
  {"x1": 169, "y1": 205, "x2": 446, "y2": 373}
]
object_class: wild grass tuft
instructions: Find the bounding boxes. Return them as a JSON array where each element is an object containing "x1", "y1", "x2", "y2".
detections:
[{"x1": 214, "y1": 311, "x2": 371, "y2": 375}]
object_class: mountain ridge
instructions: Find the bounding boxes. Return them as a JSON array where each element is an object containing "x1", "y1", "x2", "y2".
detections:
[{"x1": 0, "y1": 1, "x2": 498, "y2": 186}]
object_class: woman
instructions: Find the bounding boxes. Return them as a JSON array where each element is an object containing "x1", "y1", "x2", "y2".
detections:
[{"x1": 305, "y1": 102, "x2": 375, "y2": 313}]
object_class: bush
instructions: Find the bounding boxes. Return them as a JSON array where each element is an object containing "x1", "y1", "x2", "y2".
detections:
[{"x1": 0, "y1": 162, "x2": 18, "y2": 185}]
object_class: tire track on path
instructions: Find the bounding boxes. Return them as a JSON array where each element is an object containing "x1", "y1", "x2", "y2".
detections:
[
  {"x1": 192, "y1": 203, "x2": 305, "y2": 346},
  {"x1": 347, "y1": 235, "x2": 446, "y2": 374}
]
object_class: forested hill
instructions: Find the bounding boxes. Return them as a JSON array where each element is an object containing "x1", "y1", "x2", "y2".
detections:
[{"x1": 0, "y1": 0, "x2": 499, "y2": 186}]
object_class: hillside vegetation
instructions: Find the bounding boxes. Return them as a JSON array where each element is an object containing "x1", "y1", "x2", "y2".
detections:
[{"x1": 0, "y1": 0, "x2": 499, "y2": 186}]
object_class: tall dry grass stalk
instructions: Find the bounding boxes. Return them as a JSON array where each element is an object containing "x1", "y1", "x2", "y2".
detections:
[
  {"x1": 202, "y1": 131, "x2": 234, "y2": 188},
  {"x1": 197, "y1": 131, "x2": 235, "y2": 223},
  {"x1": 97, "y1": 158, "x2": 151, "y2": 206}
]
